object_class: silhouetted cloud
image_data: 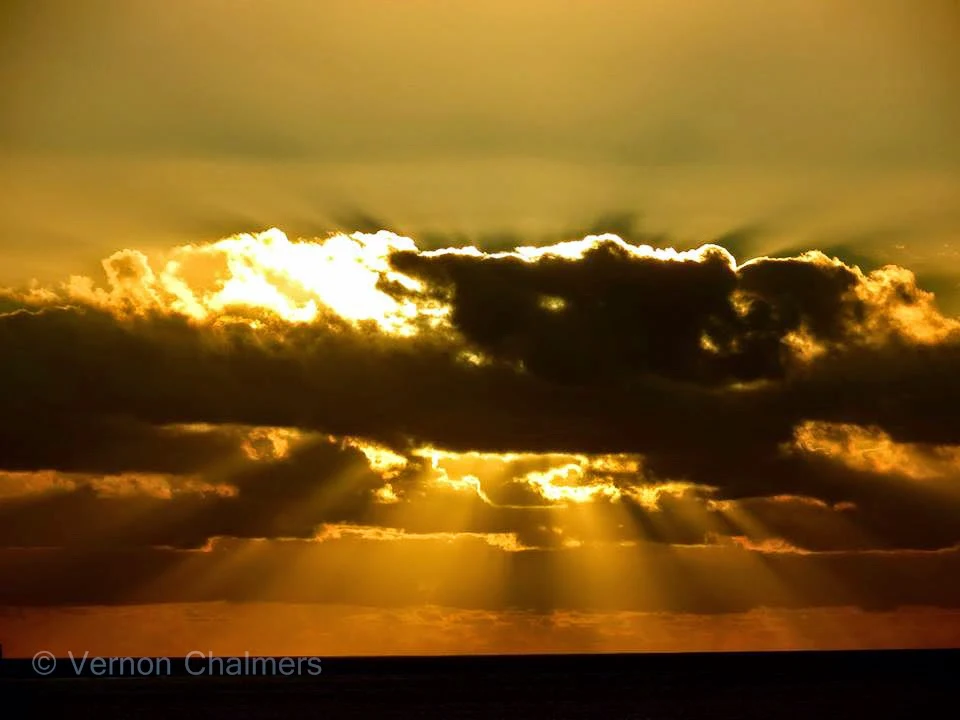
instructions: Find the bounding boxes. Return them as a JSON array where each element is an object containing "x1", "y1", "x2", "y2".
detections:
[{"x1": 1, "y1": 230, "x2": 959, "y2": 598}]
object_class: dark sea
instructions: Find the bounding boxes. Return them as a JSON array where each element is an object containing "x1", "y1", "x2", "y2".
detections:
[{"x1": 2, "y1": 649, "x2": 956, "y2": 718}]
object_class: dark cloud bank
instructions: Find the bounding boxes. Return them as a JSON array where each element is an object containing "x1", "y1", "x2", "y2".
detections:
[{"x1": 1, "y1": 233, "x2": 959, "y2": 610}]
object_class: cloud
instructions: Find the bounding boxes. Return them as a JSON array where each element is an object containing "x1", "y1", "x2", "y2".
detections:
[
  {"x1": 0, "y1": 414, "x2": 248, "y2": 474},
  {"x1": 1, "y1": 228, "x2": 960, "y2": 563},
  {"x1": 789, "y1": 422, "x2": 960, "y2": 482},
  {"x1": 0, "y1": 434, "x2": 394, "y2": 549},
  {"x1": 3, "y1": 540, "x2": 960, "y2": 613}
]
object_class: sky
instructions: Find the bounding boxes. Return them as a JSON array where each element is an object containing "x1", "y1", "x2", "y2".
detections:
[{"x1": 1, "y1": 0, "x2": 959, "y2": 656}]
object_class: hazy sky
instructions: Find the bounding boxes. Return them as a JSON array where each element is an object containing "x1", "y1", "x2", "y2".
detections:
[
  {"x1": 2, "y1": 0, "x2": 958, "y2": 304},
  {"x1": 1, "y1": 0, "x2": 960, "y2": 656}
]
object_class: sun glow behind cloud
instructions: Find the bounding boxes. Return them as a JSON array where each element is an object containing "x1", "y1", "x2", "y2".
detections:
[
  {"x1": 11, "y1": 226, "x2": 957, "y2": 360},
  {"x1": 11, "y1": 228, "x2": 756, "y2": 344},
  {"x1": 42, "y1": 228, "x2": 448, "y2": 335}
]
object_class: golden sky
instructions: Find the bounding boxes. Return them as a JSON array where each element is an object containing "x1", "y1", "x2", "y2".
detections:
[{"x1": 1, "y1": 0, "x2": 959, "y2": 656}]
